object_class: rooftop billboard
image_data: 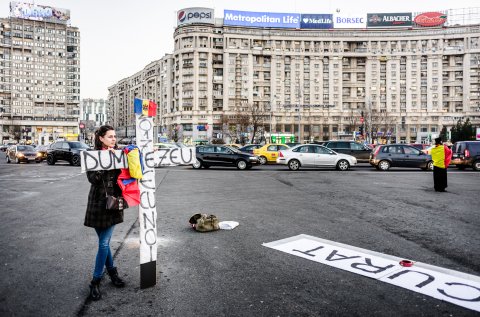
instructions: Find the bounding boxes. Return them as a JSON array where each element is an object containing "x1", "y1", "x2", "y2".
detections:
[
  {"x1": 414, "y1": 12, "x2": 447, "y2": 27},
  {"x1": 333, "y1": 14, "x2": 366, "y2": 28},
  {"x1": 224, "y1": 10, "x2": 300, "y2": 28},
  {"x1": 367, "y1": 13, "x2": 412, "y2": 27},
  {"x1": 300, "y1": 14, "x2": 333, "y2": 29},
  {"x1": 10, "y1": 2, "x2": 70, "y2": 24},
  {"x1": 177, "y1": 7, "x2": 214, "y2": 26}
]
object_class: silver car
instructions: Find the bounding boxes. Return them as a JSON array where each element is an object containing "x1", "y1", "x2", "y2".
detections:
[{"x1": 276, "y1": 144, "x2": 357, "y2": 171}]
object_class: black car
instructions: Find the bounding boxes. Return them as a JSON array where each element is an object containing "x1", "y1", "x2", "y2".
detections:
[
  {"x1": 451, "y1": 141, "x2": 480, "y2": 171},
  {"x1": 47, "y1": 141, "x2": 90, "y2": 166},
  {"x1": 321, "y1": 141, "x2": 372, "y2": 163},
  {"x1": 238, "y1": 144, "x2": 262, "y2": 154},
  {"x1": 193, "y1": 145, "x2": 260, "y2": 170},
  {"x1": 369, "y1": 144, "x2": 433, "y2": 171}
]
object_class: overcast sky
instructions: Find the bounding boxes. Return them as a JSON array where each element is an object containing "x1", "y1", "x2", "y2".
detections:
[{"x1": 1, "y1": 0, "x2": 477, "y2": 99}]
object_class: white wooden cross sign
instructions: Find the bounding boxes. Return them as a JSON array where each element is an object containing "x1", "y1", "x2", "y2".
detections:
[{"x1": 80, "y1": 99, "x2": 196, "y2": 288}]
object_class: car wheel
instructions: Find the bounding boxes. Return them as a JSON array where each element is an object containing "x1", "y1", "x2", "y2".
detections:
[
  {"x1": 456, "y1": 165, "x2": 466, "y2": 170},
  {"x1": 473, "y1": 160, "x2": 480, "y2": 171},
  {"x1": 337, "y1": 159, "x2": 350, "y2": 171},
  {"x1": 236, "y1": 160, "x2": 247, "y2": 170},
  {"x1": 192, "y1": 160, "x2": 202, "y2": 169},
  {"x1": 428, "y1": 161, "x2": 434, "y2": 171},
  {"x1": 16, "y1": 157, "x2": 21, "y2": 164},
  {"x1": 6, "y1": 155, "x2": 10, "y2": 163},
  {"x1": 259, "y1": 156, "x2": 267, "y2": 165},
  {"x1": 288, "y1": 159, "x2": 300, "y2": 171},
  {"x1": 72, "y1": 155, "x2": 81, "y2": 166},
  {"x1": 47, "y1": 155, "x2": 55, "y2": 165},
  {"x1": 378, "y1": 160, "x2": 390, "y2": 171}
]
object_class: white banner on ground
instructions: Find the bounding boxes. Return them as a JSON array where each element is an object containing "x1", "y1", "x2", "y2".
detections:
[
  {"x1": 263, "y1": 234, "x2": 480, "y2": 312},
  {"x1": 153, "y1": 148, "x2": 196, "y2": 167},
  {"x1": 80, "y1": 150, "x2": 127, "y2": 172}
]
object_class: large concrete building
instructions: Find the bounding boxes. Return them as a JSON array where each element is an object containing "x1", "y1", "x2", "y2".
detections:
[
  {"x1": 0, "y1": 2, "x2": 80, "y2": 145},
  {"x1": 108, "y1": 8, "x2": 480, "y2": 144}
]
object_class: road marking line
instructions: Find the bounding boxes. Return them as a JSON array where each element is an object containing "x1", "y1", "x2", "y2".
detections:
[{"x1": 264, "y1": 234, "x2": 480, "y2": 312}]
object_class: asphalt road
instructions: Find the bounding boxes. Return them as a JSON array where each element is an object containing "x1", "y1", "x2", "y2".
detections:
[{"x1": 0, "y1": 158, "x2": 479, "y2": 316}]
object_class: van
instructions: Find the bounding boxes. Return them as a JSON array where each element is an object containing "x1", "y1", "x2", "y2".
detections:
[{"x1": 451, "y1": 141, "x2": 480, "y2": 171}]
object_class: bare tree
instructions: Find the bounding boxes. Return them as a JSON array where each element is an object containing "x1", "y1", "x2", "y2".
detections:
[
  {"x1": 247, "y1": 103, "x2": 266, "y2": 144},
  {"x1": 370, "y1": 110, "x2": 398, "y2": 142}
]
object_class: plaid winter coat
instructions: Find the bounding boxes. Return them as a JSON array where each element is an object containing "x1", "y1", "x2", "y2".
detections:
[{"x1": 84, "y1": 169, "x2": 124, "y2": 229}]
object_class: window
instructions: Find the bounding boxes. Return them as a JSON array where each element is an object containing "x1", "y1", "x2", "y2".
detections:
[
  {"x1": 199, "y1": 146, "x2": 214, "y2": 153},
  {"x1": 350, "y1": 143, "x2": 364, "y2": 150},
  {"x1": 215, "y1": 146, "x2": 230, "y2": 154},
  {"x1": 403, "y1": 146, "x2": 419, "y2": 155},
  {"x1": 314, "y1": 146, "x2": 330, "y2": 154},
  {"x1": 267, "y1": 145, "x2": 277, "y2": 151}
]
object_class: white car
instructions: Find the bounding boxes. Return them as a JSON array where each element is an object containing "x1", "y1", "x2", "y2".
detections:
[{"x1": 277, "y1": 144, "x2": 357, "y2": 171}]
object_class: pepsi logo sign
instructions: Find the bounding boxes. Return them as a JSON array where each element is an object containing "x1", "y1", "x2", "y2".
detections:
[
  {"x1": 414, "y1": 12, "x2": 447, "y2": 27},
  {"x1": 177, "y1": 8, "x2": 214, "y2": 25},
  {"x1": 178, "y1": 11, "x2": 186, "y2": 22}
]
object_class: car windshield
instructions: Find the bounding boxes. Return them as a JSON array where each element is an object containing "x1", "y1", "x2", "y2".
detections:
[
  {"x1": 69, "y1": 142, "x2": 89, "y2": 149},
  {"x1": 17, "y1": 145, "x2": 35, "y2": 151}
]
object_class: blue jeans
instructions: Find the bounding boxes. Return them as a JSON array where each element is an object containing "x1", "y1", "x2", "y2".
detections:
[{"x1": 93, "y1": 225, "x2": 115, "y2": 279}]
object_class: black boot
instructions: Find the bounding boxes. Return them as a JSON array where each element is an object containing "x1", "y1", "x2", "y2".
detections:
[
  {"x1": 89, "y1": 278, "x2": 101, "y2": 301},
  {"x1": 107, "y1": 267, "x2": 125, "y2": 288}
]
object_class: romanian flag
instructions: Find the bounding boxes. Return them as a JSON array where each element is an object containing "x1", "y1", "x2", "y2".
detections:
[
  {"x1": 431, "y1": 145, "x2": 452, "y2": 169},
  {"x1": 134, "y1": 98, "x2": 157, "y2": 117}
]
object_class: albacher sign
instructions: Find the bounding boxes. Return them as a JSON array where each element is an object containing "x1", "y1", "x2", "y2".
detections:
[
  {"x1": 414, "y1": 12, "x2": 447, "y2": 27},
  {"x1": 177, "y1": 8, "x2": 214, "y2": 26},
  {"x1": 367, "y1": 13, "x2": 412, "y2": 27}
]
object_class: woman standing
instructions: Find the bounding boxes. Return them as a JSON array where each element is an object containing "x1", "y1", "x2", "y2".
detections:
[
  {"x1": 85, "y1": 125, "x2": 125, "y2": 300},
  {"x1": 431, "y1": 137, "x2": 452, "y2": 192}
]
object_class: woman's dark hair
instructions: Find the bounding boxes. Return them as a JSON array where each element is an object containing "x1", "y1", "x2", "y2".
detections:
[{"x1": 94, "y1": 125, "x2": 116, "y2": 150}]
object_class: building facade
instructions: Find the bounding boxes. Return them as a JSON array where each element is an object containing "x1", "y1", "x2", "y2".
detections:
[
  {"x1": 80, "y1": 98, "x2": 107, "y2": 126},
  {"x1": 108, "y1": 9, "x2": 480, "y2": 144},
  {"x1": 0, "y1": 6, "x2": 80, "y2": 145}
]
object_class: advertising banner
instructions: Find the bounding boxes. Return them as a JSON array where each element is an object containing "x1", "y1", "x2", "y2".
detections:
[
  {"x1": 367, "y1": 13, "x2": 412, "y2": 27},
  {"x1": 414, "y1": 12, "x2": 447, "y2": 27},
  {"x1": 300, "y1": 14, "x2": 333, "y2": 29},
  {"x1": 333, "y1": 14, "x2": 366, "y2": 28},
  {"x1": 177, "y1": 7, "x2": 214, "y2": 26},
  {"x1": 224, "y1": 10, "x2": 300, "y2": 28},
  {"x1": 10, "y1": 2, "x2": 70, "y2": 24}
]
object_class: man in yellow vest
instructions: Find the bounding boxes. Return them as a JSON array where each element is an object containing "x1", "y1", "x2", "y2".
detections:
[{"x1": 431, "y1": 137, "x2": 452, "y2": 192}]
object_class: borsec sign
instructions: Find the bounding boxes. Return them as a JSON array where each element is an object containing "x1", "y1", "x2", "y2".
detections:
[
  {"x1": 177, "y1": 8, "x2": 214, "y2": 26},
  {"x1": 414, "y1": 12, "x2": 447, "y2": 27}
]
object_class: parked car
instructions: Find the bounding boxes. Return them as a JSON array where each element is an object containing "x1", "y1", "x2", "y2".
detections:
[
  {"x1": 277, "y1": 144, "x2": 357, "y2": 171},
  {"x1": 193, "y1": 145, "x2": 260, "y2": 170},
  {"x1": 451, "y1": 141, "x2": 480, "y2": 171},
  {"x1": 253, "y1": 144, "x2": 290, "y2": 165},
  {"x1": 46, "y1": 141, "x2": 90, "y2": 166},
  {"x1": 369, "y1": 144, "x2": 433, "y2": 171},
  {"x1": 35, "y1": 145, "x2": 49, "y2": 162},
  {"x1": 6, "y1": 145, "x2": 40, "y2": 163},
  {"x1": 238, "y1": 144, "x2": 262, "y2": 154},
  {"x1": 1, "y1": 142, "x2": 16, "y2": 152},
  {"x1": 321, "y1": 140, "x2": 372, "y2": 163}
]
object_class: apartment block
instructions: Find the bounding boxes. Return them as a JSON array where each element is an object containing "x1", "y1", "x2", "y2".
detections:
[
  {"x1": 108, "y1": 11, "x2": 480, "y2": 144},
  {"x1": 0, "y1": 13, "x2": 80, "y2": 144}
]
